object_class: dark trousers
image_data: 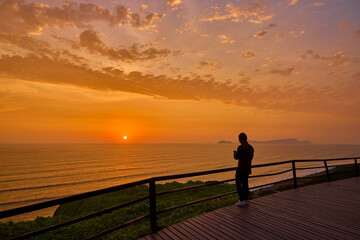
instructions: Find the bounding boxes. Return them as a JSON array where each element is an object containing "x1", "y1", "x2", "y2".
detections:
[{"x1": 235, "y1": 172, "x2": 249, "y2": 201}]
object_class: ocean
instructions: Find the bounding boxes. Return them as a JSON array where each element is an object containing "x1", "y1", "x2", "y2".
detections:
[{"x1": 1, "y1": 143, "x2": 359, "y2": 222}]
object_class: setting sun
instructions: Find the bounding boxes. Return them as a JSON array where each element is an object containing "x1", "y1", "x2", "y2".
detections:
[{"x1": 123, "y1": 136, "x2": 127, "y2": 140}]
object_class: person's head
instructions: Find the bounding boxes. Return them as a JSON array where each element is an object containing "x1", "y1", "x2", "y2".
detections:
[{"x1": 238, "y1": 132, "x2": 247, "y2": 144}]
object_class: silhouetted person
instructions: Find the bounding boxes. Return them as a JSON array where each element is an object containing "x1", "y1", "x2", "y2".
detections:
[{"x1": 233, "y1": 132, "x2": 254, "y2": 207}]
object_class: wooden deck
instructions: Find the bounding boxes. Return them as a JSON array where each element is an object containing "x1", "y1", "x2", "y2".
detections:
[{"x1": 140, "y1": 177, "x2": 360, "y2": 239}]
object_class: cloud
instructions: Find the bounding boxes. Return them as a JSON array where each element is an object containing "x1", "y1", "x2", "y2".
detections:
[
  {"x1": 288, "y1": 0, "x2": 298, "y2": 6},
  {"x1": 337, "y1": 19, "x2": 358, "y2": 33},
  {"x1": 0, "y1": 33, "x2": 51, "y2": 53},
  {"x1": 313, "y1": 3, "x2": 326, "y2": 7},
  {"x1": 51, "y1": 35, "x2": 81, "y2": 49},
  {"x1": 298, "y1": 50, "x2": 360, "y2": 67},
  {"x1": 237, "y1": 70, "x2": 246, "y2": 76},
  {"x1": 129, "y1": 12, "x2": 165, "y2": 30},
  {"x1": 243, "y1": 50, "x2": 256, "y2": 60},
  {"x1": 0, "y1": 53, "x2": 359, "y2": 115},
  {"x1": 289, "y1": 30, "x2": 305, "y2": 37},
  {"x1": 218, "y1": 35, "x2": 235, "y2": 43},
  {"x1": 254, "y1": 30, "x2": 267, "y2": 38},
  {"x1": 268, "y1": 67, "x2": 295, "y2": 76},
  {"x1": 265, "y1": 23, "x2": 278, "y2": 29},
  {"x1": 0, "y1": 33, "x2": 89, "y2": 65},
  {"x1": 353, "y1": 30, "x2": 360, "y2": 38},
  {"x1": 167, "y1": 0, "x2": 181, "y2": 7},
  {"x1": 200, "y1": 0, "x2": 272, "y2": 24},
  {"x1": 0, "y1": 30, "x2": 170, "y2": 63},
  {"x1": 167, "y1": 0, "x2": 181, "y2": 11},
  {"x1": 198, "y1": 61, "x2": 221, "y2": 69},
  {"x1": 302, "y1": 50, "x2": 320, "y2": 60},
  {"x1": 78, "y1": 29, "x2": 170, "y2": 62},
  {"x1": 266, "y1": 57, "x2": 278, "y2": 62},
  {"x1": 326, "y1": 52, "x2": 360, "y2": 67},
  {"x1": 252, "y1": 23, "x2": 276, "y2": 39},
  {"x1": 0, "y1": 0, "x2": 165, "y2": 35}
]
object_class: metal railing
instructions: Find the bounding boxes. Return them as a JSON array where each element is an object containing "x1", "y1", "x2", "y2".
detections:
[{"x1": 1, "y1": 157, "x2": 359, "y2": 239}]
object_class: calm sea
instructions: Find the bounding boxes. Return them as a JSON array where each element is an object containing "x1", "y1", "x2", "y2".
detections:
[{"x1": 1, "y1": 143, "x2": 359, "y2": 222}]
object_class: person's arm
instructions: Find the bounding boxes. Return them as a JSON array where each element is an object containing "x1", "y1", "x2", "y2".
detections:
[
  {"x1": 234, "y1": 146, "x2": 241, "y2": 160},
  {"x1": 233, "y1": 150, "x2": 238, "y2": 160}
]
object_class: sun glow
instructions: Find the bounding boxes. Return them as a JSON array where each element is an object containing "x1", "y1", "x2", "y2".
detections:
[{"x1": 123, "y1": 136, "x2": 127, "y2": 140}]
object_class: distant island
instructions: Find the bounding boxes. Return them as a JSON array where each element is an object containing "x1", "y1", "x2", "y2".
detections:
[
  {"x1": 218, "y1": 138, "x2": 312, "y2": 144},
  {"x1": 250, "y1": 138, "x2": 312, "y2": 145},
  {"x1": 217, "y1": 140, "x2": 234, "y2": 144}
]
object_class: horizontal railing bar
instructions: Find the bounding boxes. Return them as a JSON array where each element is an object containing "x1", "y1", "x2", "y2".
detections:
[
  {"x1": 249, "y1": 178, "x2": 293, "y2": 191},
  {"x1": 157, "y1": 179, "x2": 235, "y2": 197},
  {"x1": 154, "y1": 167, "x2": 236, "y2": 181},
  {"x1": 8, "y1": 195, "x2": 149, "y2": 240},
  {"x1": 297, "y1": 175, "x2": 325, "y2": 180},
  {"x1": 157, "y1": 191, "x2": 238, "y2": 214},
  {"x1": 83, "y1": 214, "x2": 150, "y2": 240},
  {"x1": 326, "y1": 163, "x2": 355, "y2": 168},
  {"x1": 0, "y1": 178, "x2": 150, "y2": 219},
  {"x1": 296, "y1": 163, "x2": 355, "y2": 171},
  {"x1": 249, "y1": 169, "x2": 292, "y2": 178},
  {"x1": 291, "y1": 157, "x2": 359, "y2": 162},
  {"x1": 296, "y1": 166, "x2": 325, "y2": 170},
  {"x1": 252, "y1": 160, "x2": 293, "y2": 168}
]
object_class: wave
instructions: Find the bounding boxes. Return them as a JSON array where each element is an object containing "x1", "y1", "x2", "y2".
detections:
[
  {"x1": 0, "y1": 170, "x2": 170, "y2": 194},
  {"x1": 0, "y1": 196, "x2": 68, "y2": 208},
  {"x1": 0, "y1": 167, "x2": 140, "y2": 183}
]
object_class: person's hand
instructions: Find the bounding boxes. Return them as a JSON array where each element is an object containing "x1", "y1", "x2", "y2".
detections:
[{"x1": 233, "y1": 150, "x2": 237, "y2": 158}]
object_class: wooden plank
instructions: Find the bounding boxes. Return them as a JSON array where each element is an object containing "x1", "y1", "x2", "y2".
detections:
[
  {"x1": 166, "y1": 225, "x2": 194, "y2": 240},
  {"x1": 189, "y1": 214, "x2": 238, "y2": 240},
  {"x1": 148, "y1": 232, "x2": 165, "y2": 240},
  {"x1": 159, "y1": 227, "x2": 181, "y2": 240},
  {"x1": 177, "y1": 221, "x2": 212, "y2": 240},
  {"x1": 181, "y1": 219, "x2": 218, "y2": 240},
  {"x1": 139, "y1": 234, "x2": 157, "y2": 240},
  {"x1": 194, "y1": 214, "x2": 240, "y2": 239},
  {"x1": 171, "y1": 221, "x2": 202, "y2": 240},
  {"x1": 210, "y1": 207, "x2": 282, "y2": 240}
]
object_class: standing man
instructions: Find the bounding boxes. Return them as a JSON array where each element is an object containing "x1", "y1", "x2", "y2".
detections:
[{"x1": 233, "y1": 132, "x2": 254, "y2": 207}]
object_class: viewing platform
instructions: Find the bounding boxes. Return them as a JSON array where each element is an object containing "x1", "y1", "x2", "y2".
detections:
[{"x1": 141, "y1": 177, "x2": 360, "y2": 239}]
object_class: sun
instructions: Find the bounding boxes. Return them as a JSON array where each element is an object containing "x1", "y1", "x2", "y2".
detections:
[{"x1": 123, "y1": 136, "x2": 127, "y2": 140}]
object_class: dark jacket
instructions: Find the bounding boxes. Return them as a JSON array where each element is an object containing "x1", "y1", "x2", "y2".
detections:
[{"x1": 234, "y1": 142, "x2": 254, "y2": 175}]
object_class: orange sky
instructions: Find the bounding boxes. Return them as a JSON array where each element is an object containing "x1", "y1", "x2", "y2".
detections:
[{"x1": 0, "y1": 0, "x2": 359, "y2": 144}]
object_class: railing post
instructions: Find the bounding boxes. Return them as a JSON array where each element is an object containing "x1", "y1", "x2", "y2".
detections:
[
  {"x1": 292, "y1": 161, "x2": 297, "y2": 188},
  {"x1": 355, "y1": 158, "x2": 359, "y2": 176},
  {"x1": 324, "y1": 160, "x2": 331, "y2": 182},
  {"x1": 149, "y1": 178, "x2": 157, "y2": 233}
]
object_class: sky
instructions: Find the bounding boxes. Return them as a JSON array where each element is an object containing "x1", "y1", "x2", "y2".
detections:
[{"x1": 0, "y1": 0, "x2": 359, "y2": 144}]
